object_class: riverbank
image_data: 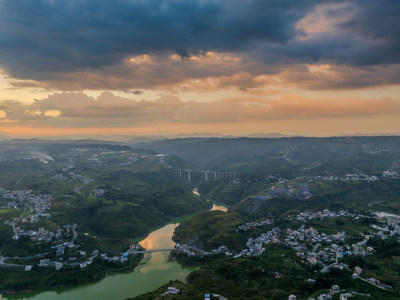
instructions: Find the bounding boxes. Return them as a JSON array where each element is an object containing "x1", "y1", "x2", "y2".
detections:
[
  {"x1": 1, "y1": 254, "x2": 144, "y2": 297},
  {"x1": 2, "y1": 223, "x2": 193, "y2": 300},
  {"x1": 2, "y1": 199, "x2": 226, "y2": 299}
]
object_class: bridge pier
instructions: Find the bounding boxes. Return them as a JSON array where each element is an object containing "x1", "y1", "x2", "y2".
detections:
[{"x1": 174, "y1": 169, "x2": 239, "y2": 183}]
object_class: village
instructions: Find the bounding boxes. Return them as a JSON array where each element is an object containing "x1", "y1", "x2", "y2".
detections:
[
  {"x1": 1, "y1": 167, "x2": 400, "y2": 299},
  {"x1": 0, "y1": 186, "x2": 145, "y2": 272},
  {"x1": 175, "y1": 208, "x2": 400, "y2": 299}
]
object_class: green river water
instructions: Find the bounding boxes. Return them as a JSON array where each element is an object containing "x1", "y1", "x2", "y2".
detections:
[{"x1": 4, "y1": 203, "x2": 226, "y2": 300}]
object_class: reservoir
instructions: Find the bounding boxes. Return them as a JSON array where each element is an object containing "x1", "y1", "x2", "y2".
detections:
[{"x1": 6, "y1": 204, "x2": 228, "y2": 300}]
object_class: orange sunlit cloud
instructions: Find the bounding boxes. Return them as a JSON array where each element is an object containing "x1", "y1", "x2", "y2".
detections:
[{"x1": 0, "y1": 91, "x2": 399, "y2": 137}]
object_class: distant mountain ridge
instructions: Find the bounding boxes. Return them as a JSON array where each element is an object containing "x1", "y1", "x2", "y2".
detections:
[{"x1": 133, "y1": 136, "x2": 400, "y2": 172}]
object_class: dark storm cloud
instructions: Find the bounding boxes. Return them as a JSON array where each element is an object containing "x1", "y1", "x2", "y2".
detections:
[
  {"x1": 251, "y1": 0, "x2": 400, "y2": 67},
  {"x1": 0, "y1": 0, "x2": 315, "y2": 78},
  {"x1": 0, "y1": 0, "x2": 399, "y2": 87}
]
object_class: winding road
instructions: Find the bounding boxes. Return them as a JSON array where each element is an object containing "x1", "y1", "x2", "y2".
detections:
[{"x1": 0, "y1": 255, "x2": 24, "y2": 268}]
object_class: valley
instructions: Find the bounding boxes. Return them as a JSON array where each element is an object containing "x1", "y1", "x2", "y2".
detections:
[{"x1": 1, "y1": 137, "x2": 400, "y2": 299}]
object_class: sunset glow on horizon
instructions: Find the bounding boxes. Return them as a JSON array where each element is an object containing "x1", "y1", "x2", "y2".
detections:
[{"x1": 0, "y1": 0, "x2": 399, "y2": 137}]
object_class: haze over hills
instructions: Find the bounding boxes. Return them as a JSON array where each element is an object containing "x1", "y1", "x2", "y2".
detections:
[
  {"x1": 135, "y1": 136, "x2": 400, "y2": 171},
  {"x1": 0, "y1": 132, "x2": 399, "y2": 143}
]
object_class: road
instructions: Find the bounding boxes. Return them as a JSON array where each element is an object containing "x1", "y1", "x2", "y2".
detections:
[
  {"x1": 358, "y1": 277, "x2": 398, "y2": 293},
  {"x1": 0, "y1": 256, "x2": 24, "y2": 268},
  {"x1": 71, "y1": 223, "x2": 77, "y2": 245},
  {"x1": 133, "y1": 246, "x2": 212, "y2": 255},
  {"x1": 134, "y1": 248, "x2": 175, "y2": 254},
  {"x1": 11, "y1": 222, "x2": 18, "y2": 235},
  {"x1": 187, "y1": 246, "x2": 212, "y2": 255}
]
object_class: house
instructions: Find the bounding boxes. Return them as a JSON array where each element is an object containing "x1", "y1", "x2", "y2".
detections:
[
  {"x1": 307, "y1": 278, "x2": 316, "y2": 284},
  {"x1": 289, "y1": 295, "x2": 297, "y2": 300},
  {"x1": 167, "y1": 287, "x2": 179, "y2": 294},
  {"x1": 55, "y1": 262, "x2": 63, "y2": 270},
  {"x1": 56, "y1": 247, "x2": 65, "y2": 257},
  {"x1": 25, "y1": 265, "x2": 32, "y2": 271},
  {"x1": 331, "y1": 285, "x2": 339, "y2": 293},
  {"x1": 368, "y1": 278, "x2": 380, "y2": 285},
  {"x1": 39, "y1": 259, "x2": 50, "y2": 266},
  {"x1": 355, "y1": 266, "x2": 362, "y2": 274},
  {"x1": 339, "y1": 293, "x2": 353, "y2": 300}
]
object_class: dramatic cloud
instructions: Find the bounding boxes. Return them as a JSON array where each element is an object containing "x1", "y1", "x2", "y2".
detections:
[
  {"x1": 0, "y1": 0, "x2": 399, "y2": 90},
  {"x1": 1, "y1": 92, "x2": 399, "y2": 128},
  {"x1": 0, "y1": 1, "x2": 399, "y2": 137}
]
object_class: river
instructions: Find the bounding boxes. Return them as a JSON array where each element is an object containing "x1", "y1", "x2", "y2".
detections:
[
  {"x1": 193, "y1": 188, "x2": 228, "y2": 212},
  {"x1": 5, "y1": 201, "x2": 227, "y2": 300}
]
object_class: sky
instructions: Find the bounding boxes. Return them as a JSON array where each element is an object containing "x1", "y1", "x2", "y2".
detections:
[{"x1": 0, "y1": 0, "x2": 399, "y2": 137}]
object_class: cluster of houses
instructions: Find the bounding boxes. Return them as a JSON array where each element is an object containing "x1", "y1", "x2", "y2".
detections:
[
  {"x1": 281, "y1": 169, "x2": 400, "y2": 187},
  {"x1": 288, "y1": 209, "x2": 371, "y2": 222},
  {"x1": 204, "y1": 293, "x2": 228, "y2": 300},
  {"x1": 96, "y1": 243, "x2": 142, "y2": 265},
  {"x1": 38, "y1": 258, "x2": 64, "y2": 270},
  {"x1": 176, "y1": 227, "x2": 280, "y2": 259},
  {"x1": 160, "y1": 287, "x2": 180, "y2": 297},
  {"x1": 77, "y1": 250, "x2": 99, "y2": 268},
  {"x1": 88, "y1": 150, "x2": 164, "y2": 167},
  {"x1": 34, "y1": 244, "x2": 142, "y2": 271},
  {"x1": 290, "y1": 284, "x2": 361, "y2": 299},
  {"x1": 0, "y1": 188, "x2": 55, "y2": 241},
  {"x1": 175, "y1": 244, "x2": 196, "y2": 257},
  {"x1": 375, "y1": 211, "x2": 400, "y2": 239},
  {"x1": 66, "y1": 171, "x2": 93, "y2": 184},
  {"x1": 12, "y1": 226, "x2": 63, "y2": 242},
  {"x1": 234, "y1": 227, "x2": 281, "y2": 258},
  {"x1": 382, "y1": 170, "x2": 399, "y2": 177},
  {"x1": 50, "y1": 173, "x2": 68, "y2": 181},
  {"x1": 237, "y1": 218, "x2": 275, "y2": 231},
  {"x1": 52, "y1": 158, "x2": 93, "y2": 185},
  {"x1": 177, "y1": 226, "x2": 280, "y2": 258},
  {"x1": 285, "y1": 225, "x2": 354, "y2": 273},
  {"x1": 344, "y1": 173, "x2": 379, "y2": 181},
  {"x1": 283, "y1": 210, "x2": 400, "y2": 291},
  {"x1": 0, "y1": 188, "x2": 52, "y2": 216},
  {"x1": 93, "y1": 188, "x2": 106, "y2": 197}
]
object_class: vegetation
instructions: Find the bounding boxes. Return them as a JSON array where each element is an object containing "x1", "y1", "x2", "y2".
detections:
[
  {"x1": 0, "y1": 255, "x2": 143, "y2": 294},
  {"x1": 1, "y1": 137, "x2": 400, "y2": 298},
  {"x1": 132, "y1": 245, "x2": 399, "y2": 300},
  {"x1": 0, "y1": 141, "x2": 210, "y2": 292}
]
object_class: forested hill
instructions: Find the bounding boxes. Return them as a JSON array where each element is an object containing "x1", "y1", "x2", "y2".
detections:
[{"x1": 133, "y1": 136, "x2": 400, "y2": 174}]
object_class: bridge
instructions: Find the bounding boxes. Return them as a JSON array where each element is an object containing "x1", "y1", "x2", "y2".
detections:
[
  {"x1": 130, "y1": 245, "x2": 213, "y2": 255},
  {"x1": 133, "y1": 248, "x2": 176, "y2": 254},
  {"x1": 174, "y1": 169, "x2": 237, "y2": 183}
]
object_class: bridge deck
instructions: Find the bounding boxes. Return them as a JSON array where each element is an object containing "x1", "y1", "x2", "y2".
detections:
[{"x1": 134, "y1": 248, "x2": 176, "y2": 254}]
